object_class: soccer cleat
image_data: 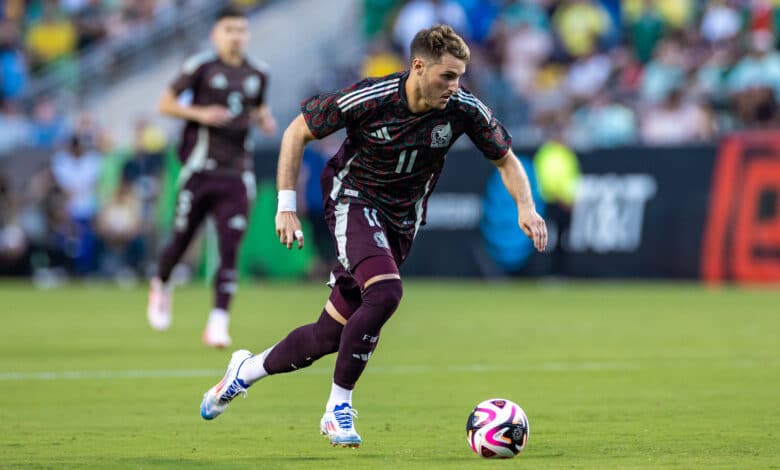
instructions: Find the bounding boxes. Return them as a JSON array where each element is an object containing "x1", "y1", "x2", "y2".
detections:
[
  {"x1": 320, "y1": 403, "x2": 361, "y2": 447},
  {"x1": 200, "y1": 349, "x2": 252, "y2": 420},
  {"x1": 202, "y1": 321, "x2": 232, "y2": 349},
  {"x1": 147, "y1": 277, "x2": 172, "y2": 331}
]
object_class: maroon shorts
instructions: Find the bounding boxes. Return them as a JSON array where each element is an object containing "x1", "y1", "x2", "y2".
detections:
[
  {"x1": 174, "y1": 171, "x2": 252, "y2": 238},
  {"x1": 324, "y1": 196, "x2": 413, "y2": 283}
]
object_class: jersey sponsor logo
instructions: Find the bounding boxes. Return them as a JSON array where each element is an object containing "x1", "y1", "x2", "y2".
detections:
[
  {"x1": 369, "y1": 126, "x2": 392, "y2": 142},
  {"x1": 373, "y1": 231, "x2": 389, "y2": 249},
  {"x1": 210, "y1": 73, "x2": 228, "y2": 89},
  {"x1": 431, "y1": 122, "x2": 452, "y2": 148},
  {"x1": 243, "y1": 75, "x2": 260, "y2": 97},
  {"x1": 344, "y1": 188, "x2": 360, "y2": 197}
]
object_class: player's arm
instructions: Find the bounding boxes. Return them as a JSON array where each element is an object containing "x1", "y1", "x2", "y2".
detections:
[
  {"x1": 493, "y1": 149, "x2": 547, "y2": 252},
  {"x1": 252, "y1": 103, "x2": 277, "y2": 136},
  {"x1": 275, "y1": 113, "x2": 317, "y2": 250},
  {"x1": 157, "y1": 88, "x2": 232, "y2": 127}
]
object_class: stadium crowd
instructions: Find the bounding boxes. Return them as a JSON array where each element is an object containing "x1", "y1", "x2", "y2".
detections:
[
  {"x1": 354, "y1": 0, "x2": 780, "y2": 147},
  {"x1": 2, "y1": 0, "x2": 780, "y2": 280}
]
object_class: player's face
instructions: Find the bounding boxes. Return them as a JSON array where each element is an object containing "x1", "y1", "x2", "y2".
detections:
[
  {"x1": 212, "y1": 17, "x2": 249, "y2": 58},
  {"x1": 417, "y1": 53, "x2": 466, "y2": 110}
]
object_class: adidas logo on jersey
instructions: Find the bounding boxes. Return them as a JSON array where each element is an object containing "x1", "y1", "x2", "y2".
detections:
[{"x1": 369, "y1": 127, "x2": 392, "y2": 142}]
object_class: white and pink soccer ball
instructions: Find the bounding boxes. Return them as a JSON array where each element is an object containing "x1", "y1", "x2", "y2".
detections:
[{"x1": 466, "y1": 398, "x2": 529, "y2": 459}]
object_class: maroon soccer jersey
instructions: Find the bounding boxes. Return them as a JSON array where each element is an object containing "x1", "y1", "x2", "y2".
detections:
[
  {"x1": 170, "y1": 50, "x2": 268, "y2": 175},
  {"x1": 302, "y1": 71, "x2": 511, "y2": 236}
]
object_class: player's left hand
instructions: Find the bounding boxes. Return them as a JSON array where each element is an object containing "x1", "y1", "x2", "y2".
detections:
[
  {"x1": 518, "y1": 207, "x2": 547, "y2": 252},
  {"x1": 275, "y1": 211, "x2": 304, "y2": 250},
  {"x1": 260, "y1": 116, "x2": 277, "y2": 136}
]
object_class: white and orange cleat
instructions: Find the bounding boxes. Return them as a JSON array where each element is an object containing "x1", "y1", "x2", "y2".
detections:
[
  {"x1": 202, "y1": 309, "x2": 232, "y2": 349},
  {"x1": 147, "y1": 277, "x2": 173, "y2": 331},
  {"x1": 320, "y1": 403, "x2": 361, "y2": 448},
  {"x1": 200, "y1": 349, "x2": 252, "y2": 420}
]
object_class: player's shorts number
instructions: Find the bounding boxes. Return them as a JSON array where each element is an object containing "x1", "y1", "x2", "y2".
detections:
[
  {"x1": 363, "y1": 207, "x2": 381, "y2": 227},
  {"x1": 394, "y1": 149, "x2": 418, "y2": 174}
]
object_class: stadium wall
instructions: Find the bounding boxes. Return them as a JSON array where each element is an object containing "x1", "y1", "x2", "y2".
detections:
[{"x1": 251, "y1": 131, "x2": 780, "y2": 282}]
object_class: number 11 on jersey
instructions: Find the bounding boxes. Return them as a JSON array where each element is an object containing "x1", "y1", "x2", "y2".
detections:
[{"x1": 395, "y1": 150, "x2": 418, "y2": 174}]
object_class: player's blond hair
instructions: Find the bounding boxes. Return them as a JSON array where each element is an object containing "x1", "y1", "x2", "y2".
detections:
[{"x1": 410, "y1": 24, "x2": 470, "y2": 64}]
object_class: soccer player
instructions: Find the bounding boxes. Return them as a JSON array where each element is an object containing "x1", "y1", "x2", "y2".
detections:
[
  {"x1": 199, "y1": 25, "x2": 546, "y2": 446},
  {"x1": 146, "y1": 7, "x2": 277, "y2": 348}
]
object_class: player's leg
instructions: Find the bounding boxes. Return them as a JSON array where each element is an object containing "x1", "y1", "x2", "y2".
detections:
[
  {"x1": 317, "y1": 200, "x2": 406, "y2": 446},
  {"x1": 320, "y1": 255, "x2": 402, "y2": 447},
  {"x1": 147, "y1": 176, "x2": 210, "y2": 330},
  {"x1": 201, "y1": 175, "x2": 250, "y2": 348},
  {"x1": 199, "y1": 273, "x2": 361, "y2": 420}
]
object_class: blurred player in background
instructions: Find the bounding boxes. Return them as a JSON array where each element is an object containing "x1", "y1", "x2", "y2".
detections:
[
  {"x1": 199, "y1": 25, "x2": 546, "y2": 445},
  {"x1": 146, "y1": 6, "x2": 276, "y2": 348}
]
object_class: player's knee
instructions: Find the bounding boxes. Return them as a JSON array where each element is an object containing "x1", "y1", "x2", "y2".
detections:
[
  {"x1": 362, "y1": 278, "x2": 403, "y2": 313},
  {"x1": 314, "y1": 311, "x2": 343, "y2": 354}
]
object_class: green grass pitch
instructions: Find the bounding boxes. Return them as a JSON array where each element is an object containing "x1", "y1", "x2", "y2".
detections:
[{"x1": 0, "y1": 281, "x2": 778, "y2": 469}]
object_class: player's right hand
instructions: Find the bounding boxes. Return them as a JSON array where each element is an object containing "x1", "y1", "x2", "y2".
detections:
[
  {"x1": 198, "y1": 105, "x2": 233, "y2": 127},
  {"x1": 275, "y1": 211, "x2": 304, "y2": 250}
]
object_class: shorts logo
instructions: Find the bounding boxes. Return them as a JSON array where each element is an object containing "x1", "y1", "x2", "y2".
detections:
[
  {"x1": 373, "y1": 231, "x2": 389, "y2": 249},
  {"x1": 352, "y1": 352, "x2": 372, "y2": 361},
  {"x1": 210, "y1": 73, "x2": 228, "y2": 89},
  {"x1": 243, "y1": 75, "x2": 260, "y2": 97},
  {"x1": 430, "y1": 122, "x2": 452, "y2": 148}
]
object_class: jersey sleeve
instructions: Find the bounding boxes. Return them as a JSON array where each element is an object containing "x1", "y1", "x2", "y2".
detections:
[
  {"x1": 455, "y1": 89, "x2": 512, "y2": 161},
  {"x1": 252, "y1": 61, "x2": 270, "y2": 108},
  {"x1": 300, "y1": 78, "x2": 378, "y2": 139},
  {"x1": 169, "y1": 52, "x2": 212, "y2": 96}
]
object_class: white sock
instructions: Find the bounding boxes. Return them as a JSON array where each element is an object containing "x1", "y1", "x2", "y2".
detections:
[
  {"x1": 237, "y1": 345, "x2": 274, "y2": 385},
  {"x1": 207, "y1": 308, "x2": 229, "y2": 329},
  {"x1": 326, "y1": 383, "x2": 353, "y2": 410}
]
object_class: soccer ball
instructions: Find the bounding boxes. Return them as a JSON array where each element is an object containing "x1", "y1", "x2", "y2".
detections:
[{"x1": 466, "y1": 398, "x2": 529, "y2": 458}]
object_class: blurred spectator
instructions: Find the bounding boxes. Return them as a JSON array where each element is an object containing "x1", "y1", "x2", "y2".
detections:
[
  {"x1": 564, "y1": 52, "x2": 613, "y2": 100},
  {"x1": 700, "y1": 0, "x2": 741, "y2": 44},
  {"x1": 96, "y1": 165, "x2": 144, "y2": 276},
  {"x1": 569, "y1": 92, "x2": 638, "y2": 148},
  {"x1": 494, "y1": 12, "x2": 553, "y2": 97},
  {"x1": 122, "y1": 118, "x2": 165, "y2": 228},
  {"x1": 640, "y1": 86, "x2": 714, "y2": 144},
  {"x1": 623, "y1": 0, "x2": 694, "y2": 31},
  {"x1": 727, "y1": 31, "x2": 780, "y2": 100},
  {"x1": 29, "y1": 95, "x2": 69, "y2": 148},
  {"x1": 639, "y1": 37, "x2": 686, "y2": 103},
  {"x1": 392, "y1": 0, "x2": 471, "y2": 56},
  {"x1": 0, "y1": 18, "x2": 28, "y2": 101},
  {"x1": 361, "y1": 35, "x2": 405, "y2": 78},
  {"x1": 50, "y1": 134, "x2": 102, "y2": 274},
  {"x1": 0, "y1": 171, "x2": 29, "y2": 275},
  {"x1": 24, "y1": 0, "x2": 77, "y2": 71},
  {"x1": 552, "y1": 0, "x2": 612, "y2": 59},
  {"x1": 0, "y1": 98, "x2": 31, "y2": 153},
  {"x1": 71, "y1": 0, "x2": 109, "y2": 49},
  {"x1": 628, "y1": 0, "x2": 665, "y2": 63},
  {"x1": 361, "y1": 0, "x2": 402, "y2": 40}
]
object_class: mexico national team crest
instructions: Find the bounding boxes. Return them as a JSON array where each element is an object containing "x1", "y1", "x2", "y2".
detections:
[
  {"x1": 210, "y1": 73, "x2": 228, "y2": 89},
  {"x1": 243, "y1": 75, "x2": 260, "y2": 97},
  {"x1": 431, "y1": 122, "x2": 452, "y2": 148}
]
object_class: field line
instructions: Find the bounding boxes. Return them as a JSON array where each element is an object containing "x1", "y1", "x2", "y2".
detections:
[{"x1": 0, "y1": 361, "x2": 639, "y2": 381}]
